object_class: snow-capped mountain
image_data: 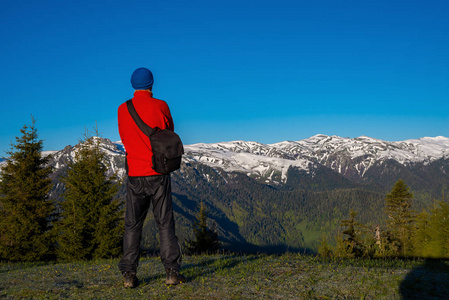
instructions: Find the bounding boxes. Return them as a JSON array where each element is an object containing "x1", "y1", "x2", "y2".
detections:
[
  {"x1": 38, "y1": 134, "x2": 449, "y2": 187},
  {"x1": 183, "y1": 141, "x2": 313, "y2": 184},
  {"x1": 183, "y1": 135, "x2": 449, "y2": 184},
  {"x1": 287, "y1": 135, "x2": 449, "y2": 165},
  {"x1": 45, "y1": 137, "x2": 127, "y2": 179}
]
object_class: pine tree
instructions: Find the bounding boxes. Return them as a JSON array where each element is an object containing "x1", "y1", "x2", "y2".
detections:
[
  {"x1": 413, "y1": 200, "x2": 449, "y2": 258},
  {"x1": 412, "y1": 210, "x2": 432, "y2": 257},
  {"x1": 434, "y1": 200, "x2": 449, "y2": 258},
  {"x1": 55, "y1": 131, "x2": 123, "y2": 261},
  {"x1": 335, "y1": 209, "x2": 367, "y2": 257},
  {"x1": 385, "y1": 179, "x2": 416, "y2": 256},
  {"x1": 0, "y1": 118, "x2": 55, "y2": 261},
  {"x1": 185, "y1": 201, "x2": 221, "y2": 254},
  {"x1": 317, "y1": 233, "x2": 333, "y2": 258}
]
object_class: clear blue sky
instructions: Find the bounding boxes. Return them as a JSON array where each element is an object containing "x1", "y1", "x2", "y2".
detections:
[{"x1": 1, "y1": 0, "x2": 448, "y2": 154}]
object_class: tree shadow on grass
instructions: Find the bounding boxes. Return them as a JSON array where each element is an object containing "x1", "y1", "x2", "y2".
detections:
[
  {"x1": 141, "y1": 255, "x2": 258, "y2": 284},
  {"x1": 399, "y1": 259, "x2": 449, "y2": 299}
]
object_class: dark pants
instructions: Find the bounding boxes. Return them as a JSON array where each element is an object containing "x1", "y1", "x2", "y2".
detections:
[{"x1": 118, "y1": 175, "x2": 181, "y2": 274}]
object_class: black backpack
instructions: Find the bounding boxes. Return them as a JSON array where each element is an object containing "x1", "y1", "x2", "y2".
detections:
[{"x1": 126, "y1": 100, "x2": 184, "y2": 174}]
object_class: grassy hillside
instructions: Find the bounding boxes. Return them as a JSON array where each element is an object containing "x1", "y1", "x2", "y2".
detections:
[{"x1": 2, "y1": 253, "x2": 449, "y2": 299}]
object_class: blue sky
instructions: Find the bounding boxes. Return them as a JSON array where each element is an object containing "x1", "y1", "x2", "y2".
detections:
[{"x1": 1, "y1": 0, "x2": 448, "y2": 154}]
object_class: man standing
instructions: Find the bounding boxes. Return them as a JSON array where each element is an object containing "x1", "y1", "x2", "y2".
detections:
[{"x1": 117, "y1": 67, "x2": 185, "y2": 288}]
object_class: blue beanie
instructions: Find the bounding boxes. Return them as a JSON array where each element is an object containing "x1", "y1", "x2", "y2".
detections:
[{"x1": 131, "y1": 67, "x2": 154, "y2": 90}]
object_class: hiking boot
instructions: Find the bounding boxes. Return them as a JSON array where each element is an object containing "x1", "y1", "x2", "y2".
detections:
[
  {"x1": 166, "y1": 268, "x2": 186, "y2": 285},
  {"x1": 123, "y1": 271, "x2": 139, "y2": 288}
]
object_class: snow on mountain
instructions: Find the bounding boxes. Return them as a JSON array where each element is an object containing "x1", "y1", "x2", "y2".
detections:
[
  {"x1": 184, "y1": 142, "x2": 312, "y2": 184},
  {"x1": 267, "y1": 134, "x2": 449, "y2": 177},
  {"x1": 42, "y1": 150, "x2": 58, "y2": 158},
  {"x1": 400, "y1": 136, "x2": 449, "y2": 161},
  {"x1": 182, "y1": 135, "x2": 449, "y2": 180},
  {"x1": 46, "y1": 137, "x2": 127, "y2": 179},
  {"x1": 5, "y1": 134, "x2": 447, "y2": 185}
]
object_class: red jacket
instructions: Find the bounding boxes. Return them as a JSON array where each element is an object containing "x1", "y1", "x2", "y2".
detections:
[{"x1": 118, "y1": 90, "x2": 174, "y2": 176}]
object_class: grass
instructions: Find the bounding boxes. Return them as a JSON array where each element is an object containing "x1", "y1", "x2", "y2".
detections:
[{"x1": 1, "y1": 253, "x2": 449, "y2": 299}]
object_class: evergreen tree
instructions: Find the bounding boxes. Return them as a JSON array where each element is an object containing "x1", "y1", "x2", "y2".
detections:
[
  {"x1": 413, "y1": 200, "x2": 449, "y2": 258},
  {"x1": 430, "y1": 200, "x2": 449, "y2": 258},
  {"x1": 335, "y1": 209, "x2": 368, "y2": 257},
  {"x1": 412, "y1": 210, "x2": 432, "y2": 257},
  {"x1": 0, "y1": 118, "x2": 55, "y2": 261},
  {"x1": 185, "y1": 201, "x2": 221, "y2": 254},
  {"x1": 55, "y1": 131, "x2": 123, "y2": 261},
  {"x1": 385, "y1": 179, "x2": 416, "y2": 256},
  {"x1": 317, "y1": 233, "x2": 333, "y2": 258}
]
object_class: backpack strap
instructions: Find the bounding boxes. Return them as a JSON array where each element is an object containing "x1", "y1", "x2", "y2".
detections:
[{"x1": 126, "y1": 99, "x2": 158, "y2": 137}]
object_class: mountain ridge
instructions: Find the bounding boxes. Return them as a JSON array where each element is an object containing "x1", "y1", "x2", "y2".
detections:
[
  {"x1": 6, "y1": 134, "x2": 449, "y2": 251},
  {"x1": 27, "y1": 134, "x2": 449, "y2": 188},
  {"x1": 180, "y1": 134, "x2": 449, "y2": 184}
]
